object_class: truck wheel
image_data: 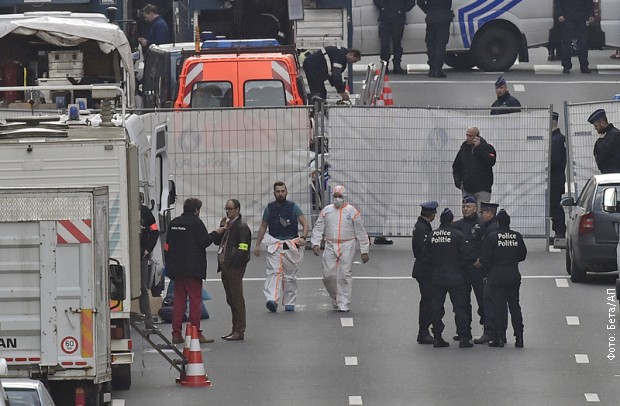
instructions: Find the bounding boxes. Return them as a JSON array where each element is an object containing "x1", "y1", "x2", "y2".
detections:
[
  {"x1": 471, "y1": 26, "x2": 519, "y2": 72},
  {"x1": 444, "y1": 52, "x2": 474, "y2": 71},
  {"x1": 111, "y1": 364, "x2": 132, "y2": 390}
]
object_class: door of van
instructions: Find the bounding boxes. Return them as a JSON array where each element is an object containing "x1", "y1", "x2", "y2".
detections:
[
  {"x1": 601, "y1": 0, "x2": 620, "y2": 47},
  {"x1": 238, "y1": 58, "x2": 303, "y2": 107},
  {"x1": 176, "y1": 59, "x2": 237, "y2": 108}
]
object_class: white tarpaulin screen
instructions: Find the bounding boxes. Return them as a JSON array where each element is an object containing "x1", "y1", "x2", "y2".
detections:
[{"x1": 326, "y1": 106, "x2": 551, "y2": 237}]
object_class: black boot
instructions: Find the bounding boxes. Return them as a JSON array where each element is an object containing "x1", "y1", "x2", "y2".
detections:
[
  {"x1": 474, "y1": 333, "x2": 492, "y2": 344},
  {"x1": 433, "y1": 335, "x2": 449, "y2": 348},
  {"x1": 417, "y1": 331, "x2": 434, "y2": 345},
  {"x1": 459, "y1": 338, "x2": 473, "y2": 348},
  {"x1": 488, "y1": 333, "x2": 505, "y2": 347},
  {"x1": 392, "y1": 64, "x2": 406, "y2": 74},
  {"x1": 434, "y1": 69, "x2": 447, "y2": 78},
  {"x1": 515, "y1": 333, "x2": 524, "y2": 348}
]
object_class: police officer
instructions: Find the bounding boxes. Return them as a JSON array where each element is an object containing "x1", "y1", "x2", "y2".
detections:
[
  {"x1": 417, "y1": 0, "x2": 453, "y2": 78},
  {"x1": 588, "y1": 109, "x2": 620, "y2": 174},
  {"x1": 490, "y1": 76, "x2": 521, "y2": 115},
  {"x1": 480, "y1": 210, "x2": 527, "y2": 347},
  {"x1": 139, "y1": 201, "x2": 159, "y2": 322},
  {"x1": 302, "y1": 46, "x2": 362, "y2": 102},
  {"x1": 374, "y1": 0, "x2": 416, "y2": 74},
  {"x1": 550, "y1": 112, "x2": 567, "y2": 242},
  {"x1": 557, "y1": 0, "x2": 594, "y2": 74},
  {"x1": 411, "y1": 200, "x2": 438, "y2": 344},
  {"x1": 473, "y1": 201, "x2": 500, "y2": 344},
  {"x1": 452, "y1": 195, "x2": 484, "y2": 340},
  {"x1": 429, "y1": 208, "x2": 472, "y2": 348}
]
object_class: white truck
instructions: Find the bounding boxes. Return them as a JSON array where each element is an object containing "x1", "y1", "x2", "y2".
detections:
[{"x1": 0, "y1": 186, "x2": 112, "y2": 405}]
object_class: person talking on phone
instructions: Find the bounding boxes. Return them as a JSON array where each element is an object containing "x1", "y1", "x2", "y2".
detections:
[{"x1": 452, "y1": 127, "x2": 497, "y2": 209}]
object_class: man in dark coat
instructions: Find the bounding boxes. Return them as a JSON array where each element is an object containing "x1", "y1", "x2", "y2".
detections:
[
  {"x1": 557, "y1": 0, "x2": 594, "y2": 74},
  {"x1": 452, "y1": 195, "x2": 484, "y2": 340},
  {"x1": 452, "y1": 127, "x2": 497, "y2": 207},
  {"x1": 138, "y1": 4, "x2": 170, "y2": 48},
  {"x1": 166, "y1": 198, "x2": 224, "y2": 344},
  {"x1": 302, "y1": 46, "x2": 361, "y2": 102},
  {"x1": 490, "y1": 76, "x2": 521, "y2": 115},
  {"x1": 374, "y1": 0, "x2": 416, "y2": 74},
  {"x1": 139, "y1": 202, "x2": 159, "y2": 321},
  {"x1": 480, "y1": 210, "x2": 527, "y2": 348},
  {"x1": 589, "y1": 109, "x2": 620, "y2": 174},
  {"x1": 411, "y1": 200, "x2": 438, "y2": 344},
  {"x1": 429, "y1": 208, "x2": 472, "y2": 348},
  {"x1": 214, "y1": 199, "x2": 252, "y2": 341},
  {"x1": 417, "y1": 0, "x2": 453, "y2": 78},
  {"x1": 550, "y1": 112, "x2": 567, "y2": 240}
]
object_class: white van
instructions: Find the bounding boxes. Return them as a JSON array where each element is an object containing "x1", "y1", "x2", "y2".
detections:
[{"x1": 352, "y1": 0, "x2": 553, "y2": 71}]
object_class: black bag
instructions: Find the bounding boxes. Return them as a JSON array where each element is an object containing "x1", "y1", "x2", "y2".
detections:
[{"x1": 157, "y1": 295, "x2": 209, "y2": 323}]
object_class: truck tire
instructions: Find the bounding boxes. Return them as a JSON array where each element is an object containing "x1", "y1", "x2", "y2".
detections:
[
  {"x1": 111, "y1": 364, "x2": 131, "y2": 390},
  {"x1": 471, "y1": 26, "x2": 519, "y2": 72},
  {"x1": 444, "y1": 52, "x2": 474, "y2": 71}
]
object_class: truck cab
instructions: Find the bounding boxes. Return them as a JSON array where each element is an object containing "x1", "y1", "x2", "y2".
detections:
[{"x1": 173, "y1": 41, "x2": 306, "y2": 109}]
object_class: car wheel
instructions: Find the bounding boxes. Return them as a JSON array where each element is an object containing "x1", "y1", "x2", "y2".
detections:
[
  {"x1": 444, "y1": 52, "x2": 474, "y2": 71},
  {"x1": 471, "y1": 26, "x2": 519, "y2": 72},
  {"x1": 111, "y1": 364, "x2": 131, "y2": 390},
  {"x1": 616, "y1": 278, "x2": 620, "y2": 301},
  {"x1": 565, "y1": 248, "x2": 571, "y2": 275},
  {"x1": 568, "y1": 248, "x2": 587, "y2": 283}
]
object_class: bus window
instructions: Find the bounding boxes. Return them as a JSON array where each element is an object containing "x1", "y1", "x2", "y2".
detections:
[{"x1": 244, "y1": 80, "x2": 286, "y2": 107}]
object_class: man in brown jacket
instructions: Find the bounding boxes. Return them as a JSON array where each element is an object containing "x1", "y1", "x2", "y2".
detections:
[{"x1": 215, "y1": 199, "x2": 252, "y2": 341}]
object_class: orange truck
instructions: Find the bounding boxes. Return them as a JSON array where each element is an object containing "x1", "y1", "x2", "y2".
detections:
[{"x1": 173, "y1": 43, "x2": 307, "y2": 109}]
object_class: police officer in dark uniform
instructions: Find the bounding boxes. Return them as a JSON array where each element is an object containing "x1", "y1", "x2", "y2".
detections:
[
  {"x1": 417, "y1": 0, "x2": 453, "y2": 78},
  {"x1": 480, "y1": 210, "x2": 527, "y2": 347},
  {"x1": 412, "y1": 200, "x2": 438, "y2": 344},
  {"x1": 550, "y1": 112, "x2": 567, "y2": 242},
  {"x1": 429, "y1": 208, "x2": 472, "y2": 348},
  {"x1": 452, "y1": 195, "x2": 484, "y2": 341},
  {"x1": 589, "y1": 109, "x2": 620, "y2": 174},
  {"x1": 473, "y1": 201, "x2": 500, "y2": 344},
  {"x1": 139, "y1": 201, "x2": 159, "y2": 321},
  {"x1": 374, "y1": 0, "x2": 416, "y2": 74},
  {"x1": 490, "y1": 76, "x2": 521, "y2": 115},
  {"x1": 302, "y1": 46, "x2": 362, "y2": 102},
  {"x1": 557, "y1": 0, "x2": 594, "y2": 74}
]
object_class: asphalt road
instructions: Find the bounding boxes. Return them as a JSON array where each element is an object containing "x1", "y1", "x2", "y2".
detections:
[{"x1": 117, "y1": 238, "x2": 618, "y2": 405}]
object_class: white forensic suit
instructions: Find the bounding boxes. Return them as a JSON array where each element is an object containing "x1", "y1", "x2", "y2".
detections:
[
  {"x1": 311, "y1": 202, "x2": 369, "y2": 311},
  {"x1": 262, "y1": 233, "x2": 304, "y2": 306}
]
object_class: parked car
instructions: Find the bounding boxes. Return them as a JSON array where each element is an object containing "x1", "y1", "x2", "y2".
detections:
[
  {"x1": 0, "y1": 379, "x2": 56, "y2": 406},
  {"x1": 561, "y1": 174, "x2": 620, "y2": 282}
]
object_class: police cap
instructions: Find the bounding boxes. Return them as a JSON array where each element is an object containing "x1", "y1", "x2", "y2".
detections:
[
  {"x1": 587, "y1": 109, "x2": 607, "y2": 124},
  {"x1": 496, "y1": 209, "x2": 510, "y2": 227},
  {"x1": 462, "y1": 195, "x2": 476, "y2": 204},
  {"x1": 440, "y1": 208, "x2": 454, "y2": 225},
  {"x1": 480, "y1": 201, "x2": 499, "y2": 212},
  {"x1": 420, "y1": 201, "x2": 439, "y2": 212},
  {"x1": 495, "y1": 75, "x2": 506, "y2": 88},
  {"x1": 552, "y1": 111, "x2": 559, "y2": 121}
]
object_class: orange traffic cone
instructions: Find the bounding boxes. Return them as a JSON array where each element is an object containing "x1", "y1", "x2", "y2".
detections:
[
  {"x1": 182, "y1": 323, "x2": 192, "y2": 359},
  {"x1": 382, "y1": 74, "x2": 394, "y2": 106},
  {"x1": 177, "y1": 325, "x2": 212, "y2": 387}
]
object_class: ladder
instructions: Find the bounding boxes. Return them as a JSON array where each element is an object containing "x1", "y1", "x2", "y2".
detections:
[{"x1": 129, "y1": 312, "x2": 188, "y2": 379}]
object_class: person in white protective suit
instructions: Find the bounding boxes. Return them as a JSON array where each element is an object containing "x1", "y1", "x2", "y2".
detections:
[
  {"x1": 311, "y1": 185, "x2": 370, "y2": 312},
  {"x1": 254, "y1": 181, "x2": 309, "y2": 312}
]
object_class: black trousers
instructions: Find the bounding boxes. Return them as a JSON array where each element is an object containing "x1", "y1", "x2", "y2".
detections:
[
  {"x1": 431, "y1": 283, "x2": 471, "y2": 339},
  {"x1": 560, "y1": 20, "x2": 589, "y2": 70},
  {"x1": 415, "y1": 277, "x2": 433, "y2": 333},
  {"x1": 465, "y1": 267, "x2": 485, "y2": 326},
  {"x1": 379, "y1": 19, "x2": 405, "y2": 65},
  {"x1": 482, "y1": 279, "x2": 508, "y2": 336},
  {"x1": 489, "y1": 283, "x2": 523, "y2": 337},
  {"x1": 550, "y1": 184, "x2": 566, "y2": 236},
  {"x1": 424, "y1": 11, "x2": 452, "y2": 71}
]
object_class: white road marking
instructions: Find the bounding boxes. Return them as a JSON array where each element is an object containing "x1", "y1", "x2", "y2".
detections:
[
  {"x1": 584, "y1": 393, "x2": 600, "y2": 402},
  {"x1": 513, "y1": 84, "x2": 525, "y2": 92},
  {"x1": 555, "y1": 278, "x2": 570, "y2": 287},
  {"x1": 341, "y1": 318, "x2": 354, "y2": 327},
  {"x1": 575, "y1": 354, "x2": 590, "y2": 363},
  {"x1": 345, "y1": 356, "x2": 358, "y2": 366},
  {"x1": 549, "y1": 246, "x2": 562, "y2": 253},
  {"x1": 566, "y1": 316, "x2": 580, "y2": 325},
  {"x1": 534, "y1": 65, "x2": 564, "y2": 74},
  {"x1": 349, "y1": 395, "x2": 363, "y2": 405},
  {"x1": 209, "y1": 275, "x2": 571, "y2": 282}
]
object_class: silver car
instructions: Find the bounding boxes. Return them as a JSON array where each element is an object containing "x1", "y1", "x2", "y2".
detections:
[
  {"x1": 0, "y1": 379, "x2": 56, "y2": 406},
  {"x1": 562, "y1": 174, "x2": 620, "y2": 282}
]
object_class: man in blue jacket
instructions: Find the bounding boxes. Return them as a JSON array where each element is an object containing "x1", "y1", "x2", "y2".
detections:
[
  {"x1": 166, "y1": 198, "x2": 224, "y2": 344},
  {"x1": 138, "y1": 4, "x2": 170, "y2": 49}
]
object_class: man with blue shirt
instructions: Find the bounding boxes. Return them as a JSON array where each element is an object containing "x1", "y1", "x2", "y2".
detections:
[
  {"x1": 254, "y1": 181, "x2": 309, "y2": 312},
  {"x1": 138, "y1": 4, "x2": 170, "y2": 48}
]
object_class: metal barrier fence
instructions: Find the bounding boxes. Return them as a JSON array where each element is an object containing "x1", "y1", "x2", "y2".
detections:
[
  {"x1": 139, "y1": 108, "x2": 313, "y2": 232},
  {"x1": 564, "y1": 99, "x2": 620, "y2": 197},
  {"x1": 323, "y1": 105, "x2": 553, "y2": 238}
]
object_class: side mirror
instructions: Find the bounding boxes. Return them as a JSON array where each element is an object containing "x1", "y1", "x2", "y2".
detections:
[
  {"x1": 602, "y1": 187, "x2": 618, "y2": 213},
  {"x1": 560, "y1": 196, "x2": 576, "y2": 207},
  {"x1": 109, "y1": 258, "x2": 126, "y2": 301}
]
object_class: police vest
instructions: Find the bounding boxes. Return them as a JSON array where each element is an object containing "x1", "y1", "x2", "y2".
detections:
[{"x1": 267, "y1": 200, "x2": 299, "y2": 239}]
